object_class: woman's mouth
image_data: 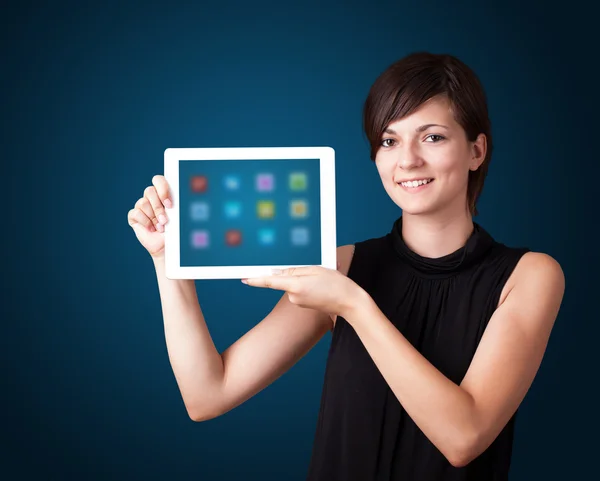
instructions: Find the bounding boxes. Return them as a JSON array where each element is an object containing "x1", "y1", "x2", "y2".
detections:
[{"x1": 397, "y1": 178, "x2": 434, "y2": 192}]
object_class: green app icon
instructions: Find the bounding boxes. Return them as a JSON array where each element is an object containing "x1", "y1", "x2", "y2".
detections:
[{"x1": 289, "y1": 172, "x2": 307, "y2": 191}]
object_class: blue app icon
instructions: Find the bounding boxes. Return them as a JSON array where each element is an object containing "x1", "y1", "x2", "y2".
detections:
[
  {"x1": 224, "y1": 201, "x2": 242, "y2": 219},
  {"x1": 291, "y1": 227, "x2": 309, "y2": 246},
  {"x1": 190, "y1": 201, "x2": 209, "y2": 221},
  {"x1": 258, "y1": 228, "x2": 276, "y2": 246},
  {"x1": 224, "y1": 175, "x2": 240, "y2": 190}
]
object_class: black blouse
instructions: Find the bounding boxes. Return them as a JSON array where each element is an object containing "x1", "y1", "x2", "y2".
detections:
[{"x1": 306, "y1": 216, "x2": 530, "y2": 481}]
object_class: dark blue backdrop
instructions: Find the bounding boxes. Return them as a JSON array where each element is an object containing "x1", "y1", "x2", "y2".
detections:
[{"x1": 3, "y1": 0, "x2": 596, "y2": 479}]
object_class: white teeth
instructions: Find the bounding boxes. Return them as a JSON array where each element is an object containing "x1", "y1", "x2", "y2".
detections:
[{"x1": 400, "y1": 178, "x2": 433, "y2": 188}]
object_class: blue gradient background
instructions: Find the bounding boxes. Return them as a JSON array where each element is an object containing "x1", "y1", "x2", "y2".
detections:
[
  {"x1": 2, "y1": 0, "x2": 596, "y2": 480},
  {"x1": 179, "y1": 159, "x2": 321, "y2": 266}
]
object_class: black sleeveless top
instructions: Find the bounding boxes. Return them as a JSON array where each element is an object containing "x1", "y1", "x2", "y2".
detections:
[{"x1": 306, "y1": 216, "x2": 530, "y2": 481}]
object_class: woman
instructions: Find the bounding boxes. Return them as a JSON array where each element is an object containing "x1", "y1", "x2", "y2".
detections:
[{"x1": 127, "y1": 51, "x2": 565, "y2": 480}]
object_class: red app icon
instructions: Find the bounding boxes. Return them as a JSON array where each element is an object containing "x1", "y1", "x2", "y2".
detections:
[
  {"x1": 191, "y1": 175, "x2": 208, "y2": 193},
  {"x1": 225, "y1": 229, "x2": 242, "y2": 246}
]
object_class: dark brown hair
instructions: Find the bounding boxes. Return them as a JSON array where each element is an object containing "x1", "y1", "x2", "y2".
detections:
[{"x1": 363, "y1": 51, "x2": 492, "y2": 216}]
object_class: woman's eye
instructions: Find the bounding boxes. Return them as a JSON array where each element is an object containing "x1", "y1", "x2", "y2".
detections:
[
  {"x1": 381, "y1": 139, "x2": 396, "y2": 147},
  {"x1": 425, "y1": 134, "x2": 445, "y2": 142}
]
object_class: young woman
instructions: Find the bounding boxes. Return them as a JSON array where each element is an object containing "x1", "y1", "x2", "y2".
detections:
[{"x1": 127, "y1": 51, "x2": 565, "y2": 481}]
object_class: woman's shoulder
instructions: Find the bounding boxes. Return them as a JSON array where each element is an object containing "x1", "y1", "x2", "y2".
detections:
[
  {"x1": 336, "y1": 244, "x2": 356, "y2": 277},
  {"x1": 335, "y1": 233, "x2": 393, "y2": 278},
  {"x1": 485, "y1": 230, "x2": 562, "y2": 274},
  {"x1": 341, "y1": 233, "x2": 392, "y2": 261},
  {"x1": 494, "y1": 250, "x2": 565, "y2": 308},
  {"x1": 510, "y1": 251, "x2": 564, "y2": 286},
  {"x1": 353, "y1": 231, "x2": 392, "y2": 251}
]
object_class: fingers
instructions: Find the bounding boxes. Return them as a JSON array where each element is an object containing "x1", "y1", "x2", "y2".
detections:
[
  {"x1": 127, "y1": 175, "x2": 172, "y2": 234},
  {"x1": 243, "y1": 275, "x2": 298, "y2": 291},
  {"x1": 152, "y1": 175, "x2": 172, "y2": 208},
  {"x1": 135, "y1": 196, "x2": 160, "y2": 232},
  {"x1": 144, "y1": 186, "x2": 167, "y2": 232},
  {"x1": 127, "y1": 206, "x2": 155, "y2": 232},
  {"x1": 278, "y1": 266, "x2": 317, "y2": 276},
  {"x1": 243, "y1": 266, "x2": 320, "y2": 287}
]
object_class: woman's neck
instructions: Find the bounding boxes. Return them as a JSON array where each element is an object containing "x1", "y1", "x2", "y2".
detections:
[{"x1": 401, "y1": 209, "x2": 474, "y2": 259}]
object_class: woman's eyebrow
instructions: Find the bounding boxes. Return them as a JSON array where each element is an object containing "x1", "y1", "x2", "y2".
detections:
[{"x1": 384, "y1": 124, "x2": 450, "y2": 135}]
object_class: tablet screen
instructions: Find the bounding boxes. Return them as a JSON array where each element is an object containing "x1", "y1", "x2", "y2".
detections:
[{"x1": 178, "y1": 159, "x2": 321, "y2": 267}]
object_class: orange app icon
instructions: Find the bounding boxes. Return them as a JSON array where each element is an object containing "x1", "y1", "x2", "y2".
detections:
[
  {"x1": 191, "y1": 175, "x2": 208, "y2": 193},
  {"x1": 226, "y1": 229, "x2": 242, "y2": 246},
  {"x1": 290, "y1": 200, "x2": 308, "y2": 218}
]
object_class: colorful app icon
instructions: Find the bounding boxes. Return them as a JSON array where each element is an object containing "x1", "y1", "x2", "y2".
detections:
[
  {"x1": 225, "y1": 229, "x2": 242, "y2": 246},
  {"x1": 224, "y1": 175, "x2": 240, "y2": 191},
  {"x1": 290, "y1": 200, "x2": 308, "y2": 218},
  {"x1": 191, "y1": 230, "x2": 209, "y2": 248},
  {"x1": 289, "y1": 172, "x2": 307, "y2": 191},
  {"x1": 256, "y1": 173, "x2": 274, "y2": 192},
  {"x1": 190, "y1": 201, "x2": 209, "y2": 221},
  {"x1": 191, "y1": 175, "x2": 208, "y2": 193},
  {"x1": 257, "y1": 200, "x2": 275, "y2": 219},
  {"x1": 224, "y1": 201, "x2": 242, "y2": 219},
  {"x1": 258, "y1": 228, "x2": 275, "y2": 246},
  {"x1": 291, "y1": 227, "x2": 309, "y2": 246}
]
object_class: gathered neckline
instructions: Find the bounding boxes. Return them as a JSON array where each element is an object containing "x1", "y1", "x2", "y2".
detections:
[{"x1": 389, "y1": 216, "x2": 495, "y2": 279}]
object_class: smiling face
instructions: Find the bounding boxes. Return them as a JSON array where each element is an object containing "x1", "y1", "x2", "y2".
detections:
[{"x1": 374, "y1": 95, "x2": 486, "y2": 217}]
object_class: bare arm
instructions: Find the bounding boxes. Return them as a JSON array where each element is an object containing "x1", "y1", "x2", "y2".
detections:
[
  {"x1": 129, "y1": 175, "x2": 356, "y2": 422},
  {"x1": 128, "y1": 175, "x2": 225, "y2": 418},
  {"x1": 343, "y1": 252, "x2": 565, "y2": 467},
  {"x1": 152, "y1": 256, "x2": 225, "y2": 420},
  {"x1": 155, "y1": 245, "x2": 356, "y2": 422}
]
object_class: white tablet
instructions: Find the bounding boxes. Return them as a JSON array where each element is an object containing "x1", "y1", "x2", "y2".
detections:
[{"x1": 163, "y1": 147, "x2": 337, "y2": 279}]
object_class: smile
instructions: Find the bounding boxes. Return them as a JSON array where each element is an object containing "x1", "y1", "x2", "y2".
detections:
[{"x1": 398, "y1": 178, "x2": 434, "y2": 188}]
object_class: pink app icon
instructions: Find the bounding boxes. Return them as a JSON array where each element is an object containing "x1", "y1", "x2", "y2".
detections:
[
  {"x1": 256, "y1": 173, "x2": 274, "y2": 192},
  {"x1": 191, "y1": 230, "x2": 209, "y2": 248}
]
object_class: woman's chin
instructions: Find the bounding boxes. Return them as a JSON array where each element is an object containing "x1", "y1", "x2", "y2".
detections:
[
  {"x1": 400, "y1": 208, "x2": 433, "y2": 216},
  {"x1": 396, "y1": 201, "x2": 436, "y2": 216}
]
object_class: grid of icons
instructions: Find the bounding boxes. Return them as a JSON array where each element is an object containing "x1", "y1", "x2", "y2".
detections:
[{"x1": 188, "y1": 171, "x2": 310, "y2": 249}]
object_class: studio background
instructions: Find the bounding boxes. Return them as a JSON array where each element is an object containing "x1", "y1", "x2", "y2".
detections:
[{"x1": 2, "y1": 0, "x2": 596, "y2": 480}]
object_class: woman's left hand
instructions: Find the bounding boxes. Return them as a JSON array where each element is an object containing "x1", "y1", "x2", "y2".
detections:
[{"x1": 242, "y1": 266, "x2": 366, "y2": 320}]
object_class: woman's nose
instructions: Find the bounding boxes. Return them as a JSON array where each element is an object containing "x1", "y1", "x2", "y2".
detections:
[{"x1": 396, "y1": 149, "x2": 423, "y2": 169}]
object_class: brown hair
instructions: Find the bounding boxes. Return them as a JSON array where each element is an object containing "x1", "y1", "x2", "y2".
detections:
[{"x1": 363, "y1": 51, "x2": 492, "y2": 216}]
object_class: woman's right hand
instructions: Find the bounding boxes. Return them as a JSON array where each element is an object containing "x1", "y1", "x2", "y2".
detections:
[{"x1": 127, "y1": 175, "x2": 172, "y2": 259}]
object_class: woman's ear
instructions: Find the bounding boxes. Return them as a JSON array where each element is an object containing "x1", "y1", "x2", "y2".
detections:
[{"x1": 469, "y1": 133, "x2": 487, "y2": 171}]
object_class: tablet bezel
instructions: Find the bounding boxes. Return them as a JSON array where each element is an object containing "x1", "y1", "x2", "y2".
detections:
[{"x1": 163, "y1": 147, "x2": 336, "y2": 279}]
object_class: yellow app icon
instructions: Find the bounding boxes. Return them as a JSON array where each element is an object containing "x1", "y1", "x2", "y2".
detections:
[
  {"x1": 257, "y1": 200, "x2": 275, "y2": 219},
  {"x1": 290, "y1": 200, "x2": 308, "y2": 218}
]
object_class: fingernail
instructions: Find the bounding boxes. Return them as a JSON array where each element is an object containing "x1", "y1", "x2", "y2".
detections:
[
  {"x1": 159, "y1": 214, "x2": 167, "y2": 224},
  {"x1": 156, "y1": 224, "x2": 164, "y2": 232},
  {"x1": 241, "y1": 279, "x2": 248, "y2": 284},
  {"x1": 164, "y1": 199, "x2": 172, "y2": 208}
]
